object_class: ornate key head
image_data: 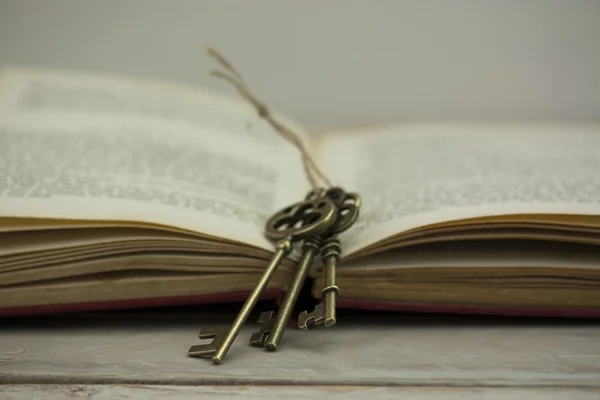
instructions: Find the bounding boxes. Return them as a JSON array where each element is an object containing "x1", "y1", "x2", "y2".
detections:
[
  {"x1": 264, "y1": 196, "x2": 337, "y2": 243},
  {"x1": 306, "y1": 187, "x2": 361, "y2": 235}
]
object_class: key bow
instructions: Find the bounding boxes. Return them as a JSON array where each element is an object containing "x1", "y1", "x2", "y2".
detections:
[
  {"x1": 264, "y1": 197, "x2": 337, "y2": 242},
  {"x1": 306, "y1": 187, "x2": 361, "y2": 235}
]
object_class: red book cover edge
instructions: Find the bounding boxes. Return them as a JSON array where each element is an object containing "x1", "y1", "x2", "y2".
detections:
[
  {"x1": 1, "y1": 292, "x2": 599, "y2": 318},
  {"x1": 0, "y1": 290, "x2": 283, "y2": 318},
  {"x1": 336, "y1": 297, "x2": 600, "y2": 318}
]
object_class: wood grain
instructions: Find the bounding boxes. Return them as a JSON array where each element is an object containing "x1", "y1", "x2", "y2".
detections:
[
  {"x1": 1, "y1": 312, "x2": 599, "y2": 387},
  {"x1": 2, "y1": 385, "x2": 599, "y2": 400}
]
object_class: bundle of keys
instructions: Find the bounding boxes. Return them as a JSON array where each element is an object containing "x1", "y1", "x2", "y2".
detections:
[{"x1": 188, "y1": 186, "x2": 361, "y2": 364}]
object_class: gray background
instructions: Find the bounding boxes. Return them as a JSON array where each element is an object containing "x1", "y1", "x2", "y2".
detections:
[{"x1": 1, "y1": 0, "x2": 599, "y2": 132}]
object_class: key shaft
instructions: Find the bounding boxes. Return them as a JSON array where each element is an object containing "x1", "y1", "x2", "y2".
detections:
[
  {"x1": 210, "y1": 237, "x2": 293, "y2": 364},
  {"x1": 321, "y1": 236, "x2": 341, "y2": 327},
  {"x1": 264, "y1": 236, "x2": 322, "y2": 351}
]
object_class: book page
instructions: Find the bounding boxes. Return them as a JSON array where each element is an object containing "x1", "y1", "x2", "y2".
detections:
[
  {"x1": 0, "y1": 67, "x2": 312, "y2": 250},
  {"x1": 316, "y1": 124, "x2": 600, "y2": 255}
]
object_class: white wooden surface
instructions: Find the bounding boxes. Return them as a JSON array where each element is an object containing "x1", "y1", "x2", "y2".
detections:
[
  {"x1": 2, "y1": 385, "x2": 600, "y2": 400},
  {"x1": 1, "y1": 312, "x2": 599, "y2": 397}
]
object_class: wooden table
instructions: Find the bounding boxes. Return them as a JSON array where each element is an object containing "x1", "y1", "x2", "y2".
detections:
[{"x1": 1, "y1": 311, "x2": 599, "y2": 399}]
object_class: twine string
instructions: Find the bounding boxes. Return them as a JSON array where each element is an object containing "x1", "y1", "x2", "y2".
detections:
[{"x1": 206, "y1": 47, "x2": 332, "y2": 189}]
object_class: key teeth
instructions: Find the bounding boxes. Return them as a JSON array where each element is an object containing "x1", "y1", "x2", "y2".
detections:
[
  {"x1": 297, "y1": 302, "x2": 326, "y2": 330},
  {"x1": 188, "y1": 326, "x2": 229, "y2": 358},
  {"x1": 297, "y1": 310, "x2": 310, "y2": 330},
  {"x1": 249, "y1": 311, "x2": 276, "y2": 347},
  {"x1": 258, "y1": 310, "x2": 276, "y2": 323},
  {"x1": 198, "y1": 327, "x2": 219, "y2": 339},
  {"x1": 188, "y1": 344, "x2": 216, "y2": 357},
  {"x1": 249, "y1": 331, "x2": 267, "y2": 347}
]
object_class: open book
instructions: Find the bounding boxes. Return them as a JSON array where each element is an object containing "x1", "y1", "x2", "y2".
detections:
[{"x1": 1, "y1": 66, "x2": 600, "y2": 318}]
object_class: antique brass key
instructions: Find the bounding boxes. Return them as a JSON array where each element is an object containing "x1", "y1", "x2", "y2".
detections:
[
  {"x1": 258, "y1": 189, "x2": 338, "y2": 351},
  {"x1": 261, "y1": 188, "x2": 356, "y2": 351},
  {"x1": 187, "y1": 237, "x2": 293, "y2": 362},
  {"x1": 298, "y1": 188, "x2": 361, "y2": 330},
  {"x1": 188, "y1": 195, "x2": 337, "y2": 364},
  {"x1": 262, "y1": 234, "x2": 324, "y2": 351},
  {"x1": 298, "y1": 236, "x2": 341, "y2": 329}
]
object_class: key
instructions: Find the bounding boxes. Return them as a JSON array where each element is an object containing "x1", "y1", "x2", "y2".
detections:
[
  {"x1": 263, "y1": 235, "x2": 323, "y2": 351},
  {"x1": 187, "y1": 237, "x2": 292, "y2": 363},
  {"x1": 298, "y1": 188, "x2": 362, "y2": 330},
  {"x1": 262, "y1": 188, "x2": 350, "y2": 351},
  {"x1": 188, "y1": 194, "x2": 338, "y2": 364},
  {"x1": 319, "y1": 236, "x2": 342, "y2": 327},
  {"x1": 298, "y1": 236, "x2": 340, "y2": 329}
]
